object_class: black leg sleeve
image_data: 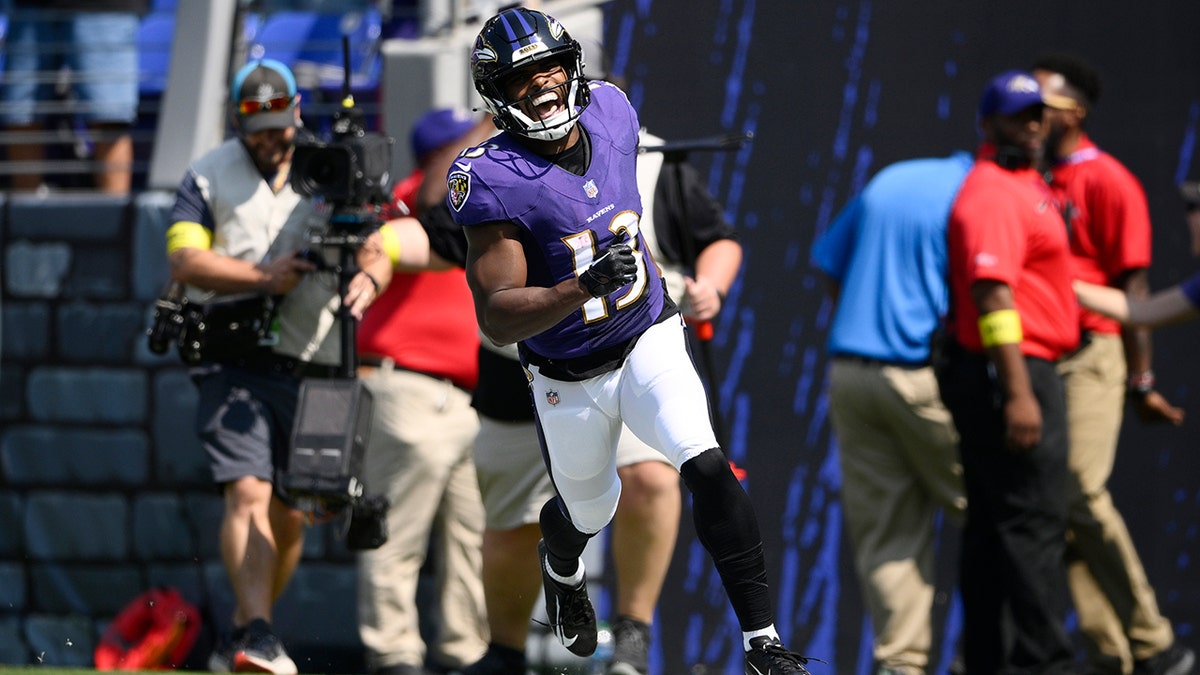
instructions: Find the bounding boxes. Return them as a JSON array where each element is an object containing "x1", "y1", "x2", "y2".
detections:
[
  {"x1": 680, "y1": 448, "x2": 774, "y2": 631},
  {"x1": 539, "y1": 496, "x2": 593, "y2": 577}
]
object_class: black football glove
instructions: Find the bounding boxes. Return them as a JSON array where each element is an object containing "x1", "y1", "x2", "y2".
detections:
[{"x1": 580, "y1": 242, "x2": 637, "y2": 297}]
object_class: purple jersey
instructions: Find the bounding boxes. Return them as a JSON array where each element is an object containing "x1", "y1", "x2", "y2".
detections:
[{"x1": 449, "y1": 82, "x2": 667, "y2": 363}]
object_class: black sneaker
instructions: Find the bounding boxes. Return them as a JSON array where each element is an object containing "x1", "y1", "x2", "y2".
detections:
[
  {"x1": 451, "y1": 644, "x2": 527, "y2": 675},
  {"x1": 538, "y1": 540, "x2": 597, "y2": 657},
  {"x1": 608, "y1": 617, "x2": 650, "y2": 675},
  {"x1": 209, "y1": 625, "x2": 249, "y2": 672},
  {"x1": 1134, "y1": 643, "x2": 1196, "y2": 675},
  {"x1": 744, "y1": 636, "x2": 812, "y2": 675},
  {"x1": 232, "y1": 619, "x2": 298, "y2": 674},
  {"x1": 209, "y1": 640, "x2": 235, "y2": 673}
]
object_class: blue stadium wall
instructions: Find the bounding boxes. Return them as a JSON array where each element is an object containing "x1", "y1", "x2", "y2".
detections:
[
  {"x1": 2, "y1": 1, "x2": 1200, "y2": 673},
  {"x1": 602, "y1": 1, "x2": 1200, "y2": 673}
]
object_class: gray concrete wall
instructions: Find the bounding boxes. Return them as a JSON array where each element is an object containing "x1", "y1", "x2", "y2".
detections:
[{"x1": 0, "y1": 192, "x2": 363, "y2": 671}]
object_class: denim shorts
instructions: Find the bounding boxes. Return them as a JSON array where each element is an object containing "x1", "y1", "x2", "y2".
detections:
[
  {"x1": 192, "y1": 364, "x2": 301, "y2": 487},
  {"x1": 1, "y1": 10, "x2": 140, "y2": 124}
]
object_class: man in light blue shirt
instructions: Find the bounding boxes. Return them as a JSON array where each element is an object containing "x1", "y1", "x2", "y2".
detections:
[
  {"x1": 814, "y1": 153, "x2": 972, "y2": 364},
  {"x1": 811, "y1": 152, "x2": 971, "y2": 675}
]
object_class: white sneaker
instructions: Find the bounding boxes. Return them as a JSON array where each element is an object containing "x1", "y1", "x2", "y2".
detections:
[{"x1": 231, "y1": 619, "x2": 298, "y2": 675}]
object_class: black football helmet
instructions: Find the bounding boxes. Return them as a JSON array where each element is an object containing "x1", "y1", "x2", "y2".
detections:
[{"x1": 471, "y1": 7, "x2": 591, "y2": 141}]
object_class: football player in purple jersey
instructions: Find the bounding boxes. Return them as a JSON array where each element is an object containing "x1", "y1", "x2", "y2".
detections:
[{"x1": 448, "y1": 8, "x2": 813, "y2": 674}]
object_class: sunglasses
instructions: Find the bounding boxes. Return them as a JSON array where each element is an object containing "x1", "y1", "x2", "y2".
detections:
[{"x1": 237, "y1": 95, "x2": 294, "y2": 116}]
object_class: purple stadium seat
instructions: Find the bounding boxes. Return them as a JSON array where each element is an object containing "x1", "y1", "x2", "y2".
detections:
[
  {"x1": 249, "y1": 9, "x2": 382, "y2": 93},
  {"x1": 137, "y1": 11, "x2": 175, "y2": 96}
]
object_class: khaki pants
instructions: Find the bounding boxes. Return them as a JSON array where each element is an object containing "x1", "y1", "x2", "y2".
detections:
[
  {"x1": 830, "y1": 359, "x2": 966, "y2": 674},
  {"x1": 356, "y1": 366, "x2": 488, "y2": 671},
  {"x1": 1058, "y1": 334, "x2": 1173, "y2": 674}
]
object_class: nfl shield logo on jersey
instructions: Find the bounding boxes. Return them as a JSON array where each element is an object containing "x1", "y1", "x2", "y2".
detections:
[
  {"x1": 583, "y1": 179, "x2": 598, "y2": 199},
  {"x1": 545, "y1": 389, "x2": 560, "y2": 406},
  {"x1": 448, "y1": 170, "x2": 471, "y2": 211}
]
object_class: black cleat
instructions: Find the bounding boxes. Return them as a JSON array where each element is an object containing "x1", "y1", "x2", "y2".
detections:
[
  {"x1": 607, "y1": 617, "x2": 650, "y2": 675},
  {"x1": 451, "y1": 644, "x2": 527, "y2": 675},
  {"x1": 744, "y1": 636, "x2": 812, "y2": 675},
  {"x1": 538, "y1": 540, "x2": 598, "y2": 657}
]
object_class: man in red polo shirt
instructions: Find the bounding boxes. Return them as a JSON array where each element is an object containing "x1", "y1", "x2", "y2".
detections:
[
  {"x1": 1032, "y1": 53, "x2": 1192, "y2": 675},
  {"x1": 355, "y1": 107, "x2": 494, "y2": 675},
  {"x1": 938, "y1": 70, "x2": 1079, "y2": 675}
]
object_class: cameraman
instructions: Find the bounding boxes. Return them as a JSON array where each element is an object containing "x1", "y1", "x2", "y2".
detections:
[{"x1": 165, "y1": 59, "x2": 393, "y2": 675}]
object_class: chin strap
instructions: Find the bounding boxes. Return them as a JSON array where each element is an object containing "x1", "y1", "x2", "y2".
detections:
[{"x1": 510, "y1": 107, "x2": 577, "y2": 141}]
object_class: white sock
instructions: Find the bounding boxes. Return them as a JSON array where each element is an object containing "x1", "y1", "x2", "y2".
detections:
[
  {"x1": 544, "y1": 556, "x2": 585, "y2": 587},
  {"x1": 743, "y1": 625, "x2": 779, "y2": 651}
]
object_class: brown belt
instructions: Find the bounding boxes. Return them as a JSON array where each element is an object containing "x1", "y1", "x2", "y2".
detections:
[{"x1": 357, "y1": 355, "x2": 471, "y2": 393}]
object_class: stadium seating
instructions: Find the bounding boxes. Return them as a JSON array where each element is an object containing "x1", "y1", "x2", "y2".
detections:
[
  {"x1": 137, "y1": 11, "x2": 175, "y2": 97},
  {"x1": 249, "y1": 9, "x2": 383, "y2": 93},
  {"x1": 0, "y1": 14, "x2": 8, "y2": 76},
  {"x1": 248, "y1": 8, "x2": 384, "y2": 133}
]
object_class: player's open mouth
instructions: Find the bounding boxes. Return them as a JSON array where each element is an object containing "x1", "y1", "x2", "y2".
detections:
[{"x1": 532, "y1": 90, "x2": 563, "y2": 120}]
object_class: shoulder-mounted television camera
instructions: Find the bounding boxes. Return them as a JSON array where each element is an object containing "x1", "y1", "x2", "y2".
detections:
[
  {"x1": 290, "y1": 120, "x2": 393, "y2": 208},
  {"x1": 290, "y1": 33, "x2": 393, "y2": 216},
  {"x1": 278, "y1": 38, "x2": 393, "y2": 549}
]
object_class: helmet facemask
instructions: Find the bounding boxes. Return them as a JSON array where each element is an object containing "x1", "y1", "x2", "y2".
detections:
[{"x1": 488, "y1": 60, "x2": 587, "y2": 141}]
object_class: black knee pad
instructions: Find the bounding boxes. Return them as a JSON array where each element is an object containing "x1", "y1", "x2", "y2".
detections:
[
  {"x1": 680, "y1": 447, "x2": 754, "y2": 550},
  {"x1": 680, "y1": 447, "x2": 734, "y2": 493}
]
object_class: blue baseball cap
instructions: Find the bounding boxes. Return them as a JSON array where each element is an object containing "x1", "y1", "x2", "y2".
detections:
[
  {"x1": 410, "y1": 108, "x2": 477, "y2": 162},
  {"x1": 231, "y1": 59, "x2": 299, "y2": 134},
  {"x1": 978, "y1": 70, "x2": 1046, "y2": 118}
]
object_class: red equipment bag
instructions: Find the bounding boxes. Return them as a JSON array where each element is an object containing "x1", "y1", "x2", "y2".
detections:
[{"x1": 94, "y1": 586, "x2": 201, "y2": 670}]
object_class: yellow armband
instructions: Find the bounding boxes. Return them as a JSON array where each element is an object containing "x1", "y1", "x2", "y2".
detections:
[
  {"x1": 379, "y1": 222, "x2": 402, "y2": 267},
  {"x1": 165, "y1": 221, "x2": 212, "y2": 255},
  {"x1": 978, "y1": 309, "x2": 1023, "y2": 347}
]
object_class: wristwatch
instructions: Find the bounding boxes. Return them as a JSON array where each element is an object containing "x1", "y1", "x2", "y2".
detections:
[{"x1": 1127, "y1": 370, "x2": 1155, "y2": 398}]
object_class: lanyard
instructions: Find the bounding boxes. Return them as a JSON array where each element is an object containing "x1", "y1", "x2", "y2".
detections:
[{"x1": 1059, "y1": 145, "x2": 1102, "y2": 166}]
